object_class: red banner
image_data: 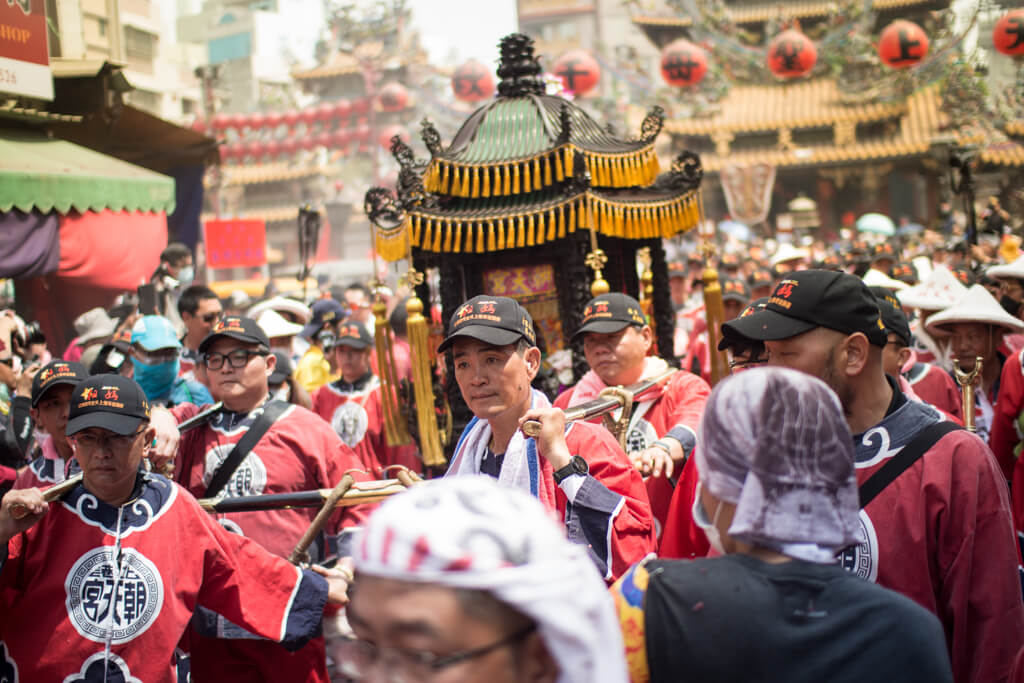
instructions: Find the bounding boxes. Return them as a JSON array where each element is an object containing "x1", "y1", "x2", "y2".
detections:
[
  {"x1": 0, "y1": 0, "x2": 52, "y2": 100},
  {"x1": 204, "y1": 219, "x2": 267, "y2": 269}
]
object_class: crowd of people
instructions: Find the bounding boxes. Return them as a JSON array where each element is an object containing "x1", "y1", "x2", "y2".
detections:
[{"x1": 1, "y1": 225, "x2": 1024, "y2": 681}]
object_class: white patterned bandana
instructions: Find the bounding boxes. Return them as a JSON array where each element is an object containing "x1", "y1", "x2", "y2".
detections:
[
  {"x1": 353, "y1": 475, "x2": 628, "y2": 683},
  {"x1": 696, "y1": 367, "x2": 864, "y2": 562}
]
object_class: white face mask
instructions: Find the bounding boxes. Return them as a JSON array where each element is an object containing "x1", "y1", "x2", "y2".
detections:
[{"x1": 691, "y1": 482, "x2": 727, "y2": 555}]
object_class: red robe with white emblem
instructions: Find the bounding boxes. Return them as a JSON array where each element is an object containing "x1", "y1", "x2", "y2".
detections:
[
  {"x1": 555, "y1": 361, "x2": 710, "y2": 536},
  {"x1": 0, "y1": 474, "x2": 328, "y2": 683},
  {"x1": 310, "y1": 376, "x2": 421, "y2": 477}
]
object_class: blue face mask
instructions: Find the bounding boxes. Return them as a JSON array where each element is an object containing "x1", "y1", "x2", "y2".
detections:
[
  {"x1": 132, "y1": 357, "x2": 179, "y2": 400},
  {"x1": 176, "y1": 266, "x2": 195, "y2": 287}
]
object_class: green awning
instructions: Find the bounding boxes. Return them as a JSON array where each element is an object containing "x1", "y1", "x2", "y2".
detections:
[{"x1": 0, "y1": 129, "x2": 176, "y2": 214}]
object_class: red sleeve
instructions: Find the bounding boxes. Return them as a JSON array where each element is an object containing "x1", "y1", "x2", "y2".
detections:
[
  {"x1": 935, "y1": 431, "x2": 1024, "y2": 683},
  {"x1": 991, "y1": 351, "x2": 1024, "y2": 481},
  {"x1": 662, "y1": 372, "x2": 711, "y2": 436},
  {"x1": 560, "y1": 423, "x2": 656, "y2": 581},
  {"x1": 171, "y1": 402, "x2": 205, "y2": 486},
  {"x1": 656, "y1": 451, "x2": 709, "y2": 559}
]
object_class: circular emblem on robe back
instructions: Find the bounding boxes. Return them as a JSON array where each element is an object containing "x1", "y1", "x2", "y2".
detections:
[
  {"x1": 62, "y1": 651, "x2": 143, "y2": 683},
  {"x1": 65, "y1": 548, "x2": 164, "y2": 645},
  {"x1": 203, "y1": 443, "x2": 268, "y2": 498},
  {"x1": 838, "y1": 510, "x2": 879, "y2": 582},
  {"x1": 331, "y1": 401, "x2": 369, "y2": 449}
]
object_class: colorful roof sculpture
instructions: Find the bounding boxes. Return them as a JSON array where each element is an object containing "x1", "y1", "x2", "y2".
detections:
[{"x1": 366, "y1": 33, "x2": 703, "y2": 262}]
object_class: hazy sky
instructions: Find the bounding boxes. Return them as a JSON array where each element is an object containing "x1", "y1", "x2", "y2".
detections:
[{"x1": 407, "y1": 0, "x2": 518, "y2": 67}]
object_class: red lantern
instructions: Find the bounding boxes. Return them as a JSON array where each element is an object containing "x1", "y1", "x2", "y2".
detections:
[
  {"x1": 452, "y1": 60, "x2": 495, "y2": 103},
  {"x1": 244, "y1": 141, "x2": 262, "y2": 159},
  {"x1": 249, "y1": 113, "x2": 266, "y2": 130},
  {"x1": 331, "y1": 130, "x2": 351, "y2": 147},
  {"x1": 993, "y1": 8, "x2": 1024, "y2": 57},
  {"x1": 283, "y1": 110, "x2": 300, "y2": 128},
  {"x1": 281, "y1": 137, "x2": 299, "y2": 155},
  {"x1": 299, "y1": 108, "x2": 317, "y2": 127},
  {"x1": 377, "y1": 82, "x2": 409, "y2": 112},
  {"x1": 352, "y1": 97, "x2": 370, "y2": 115},
  {"x1": 191, "y1": 118, "x2": 207, "y2": 133},
  {"x1": 264, "y1": 140, "x2": 282, "y2": 158},
  {"x1": 265, "y1": 111, "x2": 283, "y2": 129},
  {"x1": 211, "y1": 113, "x2": 230, "y2": 131},
  {"x1": 354, "y1": 125, "x2": 371, "y2": 143},
  {"x1": 316, "y1": 102, "x2": 334, "y2": 122},
  {"x1": 333, "y1": 98, "x2": 352, "y2": 119},
  {"x1": 378, "y1": 124, "x2": 409, "y2": 149},
  {"x1": 315, "y1": 131, "x2": 332, "y2": 148},
  {"x1": 300, "y1": 135, "x2": 316, "y2": 151},
  {"x1": 217, "y1": 144, "x2": 230, "y2": 162},
  {"x1": 553, "y1": 50, "x2": 601, "y2": 96},
  {"x1": 660, "y1": 39, "x2": 708, "y2": 87},
  {"x1": 878, "y1": 20, "x2": 929, "y2": 69},
  {"x1": 767, "y1": 30, "x2": 817, "y2": 79},
  {"x1": 229, "y1": 113, "x2": 247, "y2": 130}
]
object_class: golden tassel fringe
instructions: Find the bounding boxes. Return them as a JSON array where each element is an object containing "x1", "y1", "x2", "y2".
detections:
[
  {"x1": 406, "y1": 296, "x2": 445, "y2": 467},
  {"x1": 373, "y1": 301, "x2": 412, "y2": 446}
]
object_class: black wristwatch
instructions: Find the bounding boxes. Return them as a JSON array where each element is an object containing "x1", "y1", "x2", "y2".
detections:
[{"x1": 553, "y1": 455, "x2": 589, "y2": 485}]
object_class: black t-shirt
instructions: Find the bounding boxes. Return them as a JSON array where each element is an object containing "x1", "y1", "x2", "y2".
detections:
[{"x1": 642, "y1": 554, "x2": 953, "y2": 683}]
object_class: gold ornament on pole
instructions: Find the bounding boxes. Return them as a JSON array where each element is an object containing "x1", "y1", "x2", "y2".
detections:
[{"x1": 953, "y1": 356, "x2": 982, "y2": 433}]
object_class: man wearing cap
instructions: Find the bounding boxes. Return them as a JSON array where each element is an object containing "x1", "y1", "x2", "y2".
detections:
[
  {"x1": 346, "y1": 475, "x2": 628, "y2": 683},
  {"x1": 11, "y1": 360, "x2": 88, "y2": 490},
  {"x1": 177, "y1": 284, "x2": 222, "y2": 379},
  {"x1": 130, "y1": 314, "x2": 213, "y2": 407},
  {"x1": 924, "y1": 284, "x2": 1024, "y2": 444},
  {"x1": 722, "y1": 269, "x2": 1024, "y2": 683},
  {"x1": 442, "y1": 295, "x2": 656, "y2": 581},
  {"x1": 295, "y1": 298, "x2": 346, "y2": 394},
  {"x1": 869, "y1": 287, "x2": 963, "y2": 423},
  {"x1": 556, "y1": 293, "x2": 710, "y2": 536},
  {"x1": 683, "y1": 278, "x2": 749, "y2": 383},
  {"x1": 311, "y1": 320, "x2": 421, "y2": 476},
  {"x1": 0, "y1": 374, "x2": 352, "y2": 681},
  {"x1": 149, "y1": 315, "x2": 371, "y2": 682},
  {"x1": 613, "y1": 368, "x2": 953, "y2": 683}
]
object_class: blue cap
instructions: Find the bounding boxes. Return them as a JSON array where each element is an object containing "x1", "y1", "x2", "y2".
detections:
[
  {"x1": 301, "y1": 298, "x2": 346, "y2": 339},
  {"x1": 130, "y1": 315, "x2": 182, "y2": 351}
]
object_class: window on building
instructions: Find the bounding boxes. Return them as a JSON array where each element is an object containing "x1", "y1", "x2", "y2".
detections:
[
  {"x1": 124, "y1": 26, "x2": 157, "y2": 61},
  {"x1": 97, "y1": 18, "x2": 107, "y2": 37},
  {"x1": 128, "y1": 89, "x2": 161, "y2": 113}
]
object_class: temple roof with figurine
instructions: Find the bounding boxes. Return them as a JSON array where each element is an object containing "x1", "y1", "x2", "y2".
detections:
[{"x1": 367, "y1": 33, "x2": 704, "y2": 262}]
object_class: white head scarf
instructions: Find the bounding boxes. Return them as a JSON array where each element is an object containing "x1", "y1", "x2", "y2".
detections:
[
  {"x1": 695, "y1": 367, "x2": 863, "y2": 562},
  {"x1": 353, "y1": 475, "x2": 627, "y2": 683}
]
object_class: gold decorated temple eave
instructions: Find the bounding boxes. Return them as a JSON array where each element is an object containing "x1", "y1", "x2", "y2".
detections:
[
  {"x1": 423, "y1": 143, "x2": 661, "y2": 198},
  {"x1": 631, "y1": 0, "x2": 939, "y2": 30},
  {"x1": 373, "y1": 189, "x2": 701, "y2": 262},
  {"x1": 980, "y1": 142, "x2": 1024, "y2": 168},
  {"x1": 214, "y1": 162, "x2": 332, "y2": 188}
]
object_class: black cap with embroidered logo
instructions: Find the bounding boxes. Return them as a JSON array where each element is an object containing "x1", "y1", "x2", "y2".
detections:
[
  {"x1": 198, "y1": 316, "x2": 270, "y2": 354},
  {"x1": 722, "y1": 270, "x2": 887, "y2": 347},
  {"x1": 329, "y1": 320, "x2": 374, "y2": 350},
  {"x1": 301, "y1": 298, "x2": 346, "y2": 339},
  {"x1": 721, "y1": 278, "x2": 751, "y2": 304},
  {"x1": 67, "y1": 374, "x2": 151, "y2": 436},
  {"x1": 571, "y1": 293, "x2": 647, "y2": 342},
  {"x1": 868, "y1": 286, "x2": 912, "y2": 347},
  {"x1": 31, "y1": 360, "x2": 88, "y2": 407},
  {"x1": 437, "y1": 295, "x2": 536, "y2": 353}
]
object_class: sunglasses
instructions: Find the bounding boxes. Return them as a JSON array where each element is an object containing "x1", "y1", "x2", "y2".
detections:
[{"x1": 201, "y1": 313, "x2": 221, "y2": 324}]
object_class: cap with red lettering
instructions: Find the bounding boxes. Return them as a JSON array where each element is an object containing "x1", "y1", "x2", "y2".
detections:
[
  {"x1": 722, "y1": 270, "x2": 887, "y2": 347},
  {"x1": 437, "y1": 296, "x2": 536, "y2": 353},
  {"x1": 67, "y1": 374, "x2": 151, "y2": 436},
  {"x1": 31, "y1": 360, "x2": 88, "y2": 407},
  {"x1": 571, "y1": 293, "x2": 647, "y2": 342},
  {"x1": 330, "y1": 320, "x2": 374, "y2": 350},
  {"x1": 198, "y1": 316, "x2": 270, "y2": 354}
]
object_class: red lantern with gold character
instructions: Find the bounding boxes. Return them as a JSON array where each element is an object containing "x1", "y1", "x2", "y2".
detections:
[
  {"x1": 660, "y1": 39, "x2": 708, "y2": 87},
  {"x1": 879, "y1": 20, "x2": 929, "y2": 69},
  {"x1": 377, "y1": 82, "x2": 409, "y2": 112},
  {"x1": 452, "y1": 60, "x2": 495, "y2": 103},
  {"x1": 553, "y1": 50, "x2": 601, "y2": 96},
  {"x1": 767, "y1": 30, "x2": 817, "y2": 79},
  {"x1": 993, "y1": 8, "x2": 1024, "y2": 57}
]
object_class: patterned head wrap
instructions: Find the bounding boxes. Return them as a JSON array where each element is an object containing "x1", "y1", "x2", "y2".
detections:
[
  {"x1": 353, "y1": 475, "x2": 628, "y2": 683},
  {"x1": 695, "y1": 367, "x2": 863, "y2": 562}
]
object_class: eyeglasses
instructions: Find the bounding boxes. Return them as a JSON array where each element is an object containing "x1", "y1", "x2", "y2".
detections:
[
  {"x1": 336, "y1": 623, "x2": 536, "y2": 681},
  {"x1": 73, "y1": 428, "x2": 146, "y2": 452},
  {"x1": 200, "y1": 313, "x2": 221, "y2": 324},
  {"x1": 728, "y1": 357, "x2": 767, "y2": 370},
  {"x1": 203, "y1": 349, "x2": 267, "y2": 370}
]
